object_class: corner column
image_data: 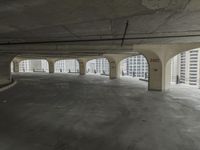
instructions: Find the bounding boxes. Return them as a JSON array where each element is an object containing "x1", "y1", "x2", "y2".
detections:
[
  {"x1": 109, "y1": 61, "x2": 120, "y2": 79},
  {"x1": 48, "y1": 60, "x2": 55, "y2": 74},
  {"x1": 142, "y1": 51, "x2": 163, "y2": 91},
  {"x1": 0, "y1": 54, "x2": 14, "y2": 86},
  {"x1": 78, "y1": 60, "x2": 86, "y2": 75}
]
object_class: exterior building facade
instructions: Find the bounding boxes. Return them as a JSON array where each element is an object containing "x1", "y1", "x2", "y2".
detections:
[
  {"x1": 124, "y1": 55, "x2": 148, "y2": 78},
  {"x1": 171, "y1": 49, "x2": 200, "y2": 87},
  {"x1": 19, "y1": 60, "x2": 48, "y2": 72},
  {"x1": 55, "y1": 59, "x2": 79, "y2": 73},
  {"x1": 87, "y1": 58, "x2": 109, "y2": 75},
  {"x1": 171, "y1": 55, "x2": 180, "y2": 83},
  {"x1": 19, "y1": 60, "x2": 31, "y2": 72},
  {"x1": 95, "y1": 58, "x2": 109, "y2": 75}
]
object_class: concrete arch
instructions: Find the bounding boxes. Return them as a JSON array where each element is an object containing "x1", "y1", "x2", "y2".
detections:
[
  {"x1": 12, "y1": 56, "x2": 50, "y2": 73},
  {"x1": 132, "y1": 43, "x2": 200, "y2": 91},
  {"x1": 166, "y1": 47, "x2": 200, "y2": 88},
  {"x1": 155, "y1": 44, "x2": 200, "y2": 90},
  {"x1": 136, "y1": 50, "x2": 163, "y2": 91}
]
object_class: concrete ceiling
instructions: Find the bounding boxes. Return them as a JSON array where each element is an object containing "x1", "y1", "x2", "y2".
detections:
[{"x1": 0, "y1": 0, "x2": 200, "y2": 46}]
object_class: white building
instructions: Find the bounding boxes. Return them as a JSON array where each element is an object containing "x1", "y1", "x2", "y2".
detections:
[
  {"x1": 87, "y1": 58, "x2": 109, "y2": 75},
  {"x1": 19, "y1": 60, "x2": 48, "y2": 72},
  {"x1": 125, "y1": 55, "x2": 148, "y2": 78},
  {"x1": 19, "y1": 60, "x2": 31, "y2": 72},
  {"x1": 96, "y1": 58, "x2": 109, "y2": 75},
  {"x1": 55, "y1": 59, "x2": 79, "y2": 73},
  {"x1": 171, "y1": 49, "x2": 200, "y2": 87},
  {"x1": 171, "y1": 55, "x2": 180, "y2": 83}
]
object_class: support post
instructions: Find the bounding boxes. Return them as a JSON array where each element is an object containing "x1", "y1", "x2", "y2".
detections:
[
  {"x1": 79, "y1": 61, "x2": 86, "y2": 75},
  {"x1": 0, "y1": 54, "x2": 14, "y2": 86},
  {"x1": 48, "y1": 60, "x2": 55, "y2": 74},
  {"x1": 141, "y1": 52, "x2": 163, "y2": 91},
  {"x1": 109, "y1": 61, "x2": 120, "y2": 79}
]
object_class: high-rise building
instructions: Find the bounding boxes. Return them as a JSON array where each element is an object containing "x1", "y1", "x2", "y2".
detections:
[
  {"x1": 171, "y1": 49, "x2": 200, "y2": 87},
  {"x1": 19, "y1": 60, "x2": 30, "y2": 72},
  {"x1": 171, "y1": 55, "x2": 180, "y2": 83},
  {"x1": 95, "y1": 58, "x2": 109, "y2": 74},
  {"x1": 87, "y1": 58, "x2": 109, "y2": 75},
  {"x1": 125, "y1": 55, "x2": 148, "y2": 78},
  {"x1": 19, "y1": 60, "x2": 48, "y2": 72},
  {"x1": 55, "y1": 59, "x2": 79, "y2": 73},
  {"x1": 86, "y1": 59, "x2": 96, "y2": 73}
]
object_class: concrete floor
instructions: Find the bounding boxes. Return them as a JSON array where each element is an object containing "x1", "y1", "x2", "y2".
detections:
[{"x1": 0, "y1": 73, "x2": 200, "y2": 150}]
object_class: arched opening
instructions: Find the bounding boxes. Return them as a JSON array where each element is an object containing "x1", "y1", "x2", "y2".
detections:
[
  {"x1": 86, "y1": 58, "x2": 110, "y2": 76},
  {"x1": 19, "y1": 59, "x2": 49, "y2": 73},
  {"x1": 170, "y1": 48, "x2": 200, "y2": 89},
  {"x1": 119, "y1": 55, "x2": 149, "y2": 81},
  {"x1": 54, "y1": 59, "x2": 79, "y2": 74}
]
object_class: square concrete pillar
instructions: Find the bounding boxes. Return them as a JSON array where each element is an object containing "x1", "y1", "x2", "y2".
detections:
[
  {"x1": 48, "y1": 61, "x2": 55, "y2": 73},
  {"x1": 0, "y1": 55, "x2": 13, "y2": 86},
  {"x1": 109, "y1": 61, "x2": 120, "y2": 79},
  {"x1": 79, "y1": 61, "x2": 86, "y2": 75}
]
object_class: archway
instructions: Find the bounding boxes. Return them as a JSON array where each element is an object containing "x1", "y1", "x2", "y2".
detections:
[
  {"x1": 119, "y1": 55, "x2": 149, "y2": 81},
  {"x1": 86, "y1": 58, "x2": 110, "y2": 76},
  {"x1": 54, "y1": 59, "x2": 79, "y2": 73},
  {"x1": 19, "y1": 59, "x2": 49, "y2": 73},
  {"x1": 170, "y1": 48, "x2": 200, "y2": 89}
]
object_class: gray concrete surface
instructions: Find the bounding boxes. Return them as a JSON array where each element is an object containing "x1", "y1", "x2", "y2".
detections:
[
  {"x1": 0, "y1": 73, "x2": 200, "y2": 150},
  {"x1": 1, "y1": 0, "x2": 200, "y2": 44}
]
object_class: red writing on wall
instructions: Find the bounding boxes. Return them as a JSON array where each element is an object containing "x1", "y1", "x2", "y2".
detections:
[{"x1": 150, "y1": 58, "x2": 160, "y2": 62}]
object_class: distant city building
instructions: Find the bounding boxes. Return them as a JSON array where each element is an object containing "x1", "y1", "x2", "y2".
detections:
[
  {"x1": 87, "y1": 58, "x2": 109, "y2": 75},
  {"x1": 19, "y1": 60, "x2": 31, "y2": 72},
  {"x1": 171, "y1": 49, "x2": 200, "y2": 87},
  {"x1": 19, "y1": 60, "x2": 48, "y2": 72},
  {"x1": 171, "y1": 55, "x2": 180, "y2": 83},
  {"x1": 55, "y1": 59, "x2": 79, "y2": 73},
  {"x1": 96, "y1": 58, "x2": 109, "y2": 74},
  {"x1": 87, "y1": 59, "x2": 96, "y2": 73},
  {"x1": 124, "y1": 55, "x2": 148, "y2": 78}
]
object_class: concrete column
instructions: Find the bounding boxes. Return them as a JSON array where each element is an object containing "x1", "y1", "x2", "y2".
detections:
[
  {"x1": 48, "y1": 61, "x2": 55, "y2": 73},
  {"x1": 109, "y1": 61, "x2": 120, "y2": 79},
  {"x1": 140, "y1": 51, "x2": 163, "y2": 91},
  {"x1": 13, "y1": 61, "x2": 20, "y2": 72},
  {"x1": 79, "y1": 61, "x2": 86, "y2": 75},
  {"x1": 0, "y1": 54, "x2": 14, "y2": 86},
  {"x1": 163, "y1": 60, "x2": 172, "y2": 90}
]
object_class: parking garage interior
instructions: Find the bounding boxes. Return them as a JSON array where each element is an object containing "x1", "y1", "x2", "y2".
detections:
[{"x1": 0, "y1": 0, "x2": 200, "y2": 150}]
